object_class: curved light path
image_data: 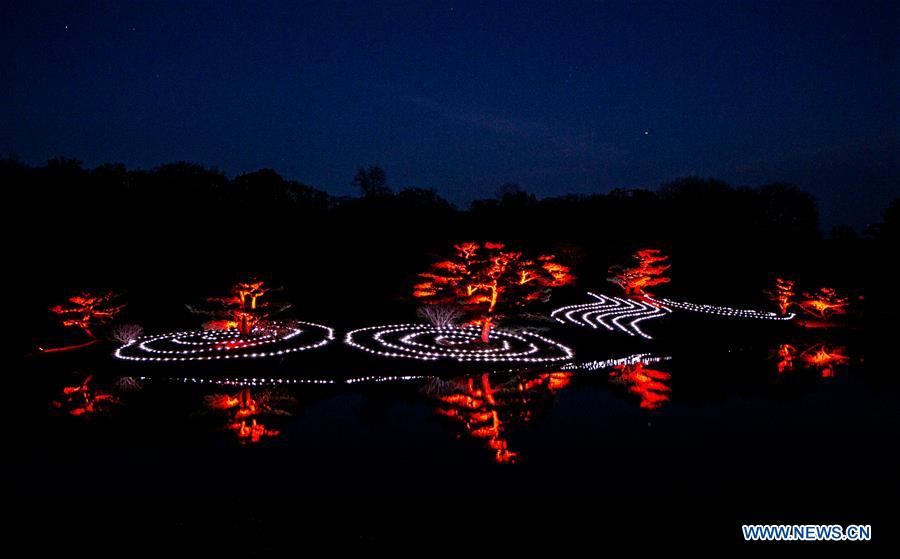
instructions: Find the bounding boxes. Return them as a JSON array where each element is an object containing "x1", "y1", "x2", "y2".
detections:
[
  {"x1": 643, "y1": 296, "x2": 795, "y2": 321},
  {"x1": 344, "y1": 324, "x2": 574, "y2": 363},
  {"x1": 550, "y1": 292, "x2": 671, "y2": 339},
  {"x1": 114, "y1": 321, "x2": 334, "y2": 362}
]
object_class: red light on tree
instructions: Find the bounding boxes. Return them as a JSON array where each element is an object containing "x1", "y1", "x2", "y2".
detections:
[
  {"x1": 765, "y1": 278, "x2": 796, "y2": 315},
  {"x1": 609, "y1": 362, "x2": 671, "y2": 409},
  {"x1": 189, "y1": 279, "x2": 290, "y2": 335},
  {"x1": 608, "y1": 249, "x2": 670, "y2": 296},
  {"x1": 414, "y1": 242, "x2": 574, "y2": 342},
  {"x1": 797, "y1": 287, "x2": 849, "y2": 320},
  {"x1": 49, "y1": 290, "x2": 124, "y2": 339}
]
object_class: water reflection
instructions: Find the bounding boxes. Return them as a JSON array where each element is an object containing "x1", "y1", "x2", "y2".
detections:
[
  {"x1": 422, "y1": 370, "x2": 573, "y2": 463},
  {"x1": 51, "y1": 374, "x2": 121, "y2": 416},
  {"x1": 773, "y1": 342, "x2": 850, "y2": 378},
  {"x1": 608, "y1": 362, "x2": 671, "y2": 409},
  {"x1": 204, "y1": 388, "x2": 295, "y2": 444}
]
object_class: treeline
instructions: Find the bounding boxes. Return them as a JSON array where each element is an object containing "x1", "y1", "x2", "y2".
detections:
[{"x1": 5, "y1": 157, "x2": 897, "y2": 268}]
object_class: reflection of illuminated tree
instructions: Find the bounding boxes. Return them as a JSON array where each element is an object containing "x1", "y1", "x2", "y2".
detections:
[
  {"x1": 189, "y1": 279, "x2": 290, "y2": 335},
  {"x1": 414, "y1": 242, "x2": 573, "y2": 343},
  {"x1": 765, "y1": 278, "x2": 796, "y2": 315},
  {"x1": 608, "y1": 249, "x2": 670, "y2": 296},
  {"x1": 423, "y1": 370, "x2": 573, "y2": 463},
  {"x1": 772, "y1": 342, "x2": 850, "y2": 378},
  {"x1": 608, "y1": 362, "x2": 671, "y2": 409},
  {"x1": 50, "y1": 290, "x2": 124, "y2": 339},
  {"x1": 51, "y1": 374, "x2": 120, "y2": 416},
  {"x1": 205, "y1": 387, "x2": 294, "y2": 443},
  {"x1": 797, "y1": 287, "x2": 849, "y2": 321}
]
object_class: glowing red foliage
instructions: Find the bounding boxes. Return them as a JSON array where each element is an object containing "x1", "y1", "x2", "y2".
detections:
[
  {"x1": 609, "y1": 362, "x2": 671, "y2": 409},
  {"x1": 797, "y1": 287, "x2": 849, "y2": 320},
  {"x1": 608, "y1": 249, "x2": 671, "y2": 296},
  {"x1": 426, "y1": 370, "x2": 572, "y2": 463},
  {"x1": 191, "y1": 279, "x2": 290, "y2": 335},
  {"x1": 49, "y1": 290, "x2": 124, "y2": 339},
  {"x1": 414, "y1": 242, "x2": 574, "y2": 342},
  {"x1": 765, "y1": 278, "x2": 796, "y2": 315},
  {"x1": 772, "y1": 342, "x2": 850, "y2": 378},
  {"x1": 52, "y1": 374, "x2": 120, "y2": 416}
]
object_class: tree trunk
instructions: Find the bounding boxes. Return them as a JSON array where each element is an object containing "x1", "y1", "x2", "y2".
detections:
[{"x1": 481, "y1": 316, "x2": 492, "y2": 344}]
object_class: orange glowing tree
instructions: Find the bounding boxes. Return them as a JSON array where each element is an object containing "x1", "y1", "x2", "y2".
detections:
[
  {"x1": 765, "y1": 278, "x2": 796, "y2": 315},
  {"x1": 424, "y1": 370, "x2": 573, "y2": 464},
  {"x1": 189, "y1": 280, "x2": 290, "y2": 335},
  {"x1": 49, "y1": 290, "x2": 124, "y2": 340},
  {"x1": 609, "y1": 361, "x2": 671, "y2": 409},
  {"x1": 205, "y1": 387, "x2": 293, "y2": 443},
  {"x1": 414, "y1": 242, "x2": 574, "y2": 342},
  {"x1": 797, "y1": 287, "x2": 849, "y2": 320},
  {"x1": 608, "y1": 249, "x2": 670, "y2": 296}
]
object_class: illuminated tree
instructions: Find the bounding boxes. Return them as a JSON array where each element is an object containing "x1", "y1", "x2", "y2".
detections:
[
  {"x1": 49, "y1": 290, "x2": 124, "y2": 339},
  {"x1": 797, "y1": 287, "x2": 849, "y2": 320},
  {"x1": 608, "y1": 249, "x2": 670, "y2": 296},
  {"x1": 414, "y1": 242, "x2": 574, "y2": 342},
  {"x1": 188, "y1": 279, "x2": 290, "y2": 335},
  {"x1": 765, "y1": 278, "x2": 796, "y2": 315}
]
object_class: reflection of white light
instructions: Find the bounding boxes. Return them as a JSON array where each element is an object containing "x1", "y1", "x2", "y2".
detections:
[
  {"x1": 551, "y1": 292, "x2": 670, "y2": 339},
  {"x1": 563, "y1": 353, "x2": 671, "y2": 372},
  {"x1": 344, "y1": 324, "x2": 574, "y2": 363},
  {"x1": 114, "y1": 320, "x2": 334, "y2": 362},
  {"x1": 644, "y1": 296, "x2": 795, "y2": 321}
]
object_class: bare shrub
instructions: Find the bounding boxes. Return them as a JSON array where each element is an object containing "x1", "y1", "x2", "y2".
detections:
[
  {"x1": 416, "y1": 304, "x2": 463, "y2": 328},
  {"x1": 109, "y1": 323, "x2": 144, "y2": 343}
]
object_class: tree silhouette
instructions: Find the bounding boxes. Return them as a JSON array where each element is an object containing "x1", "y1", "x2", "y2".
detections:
[{"x1": 352, "y1": 165, "x2": 390, "y2": 198}]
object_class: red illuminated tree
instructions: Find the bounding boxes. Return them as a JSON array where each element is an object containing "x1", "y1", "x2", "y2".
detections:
[
  {"x1": 49, "y1": 290, "x2": 124, "y2": 339},
  {"x1": 189, "y1": 279, "x2": 290, "y2": 335},
  {"x1": 797, "y1": 287, "x2": 849, "y2": 320},
  {"x1": 51, "y1": 374, "x2": 121, "y2": 416},
  {"x1": 608, "y1": 249, "x2": 670, "y2": 296},
  {"x1": 414, "y1": 242, "x2": 574, "y2": 342},
  {"x1": 765, "y1": 278, "x2": 796, "y2": 315}
]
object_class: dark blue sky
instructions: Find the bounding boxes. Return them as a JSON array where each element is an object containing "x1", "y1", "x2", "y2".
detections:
[{"x1": 2, "y1": 1, "x2": 897, "y2": 228}]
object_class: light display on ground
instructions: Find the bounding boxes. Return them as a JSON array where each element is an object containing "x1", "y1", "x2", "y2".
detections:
[
  {"x1": 644, "y1": 296, "x2": 795, "y2": 321},
  {"x1": 114, "y1": 320, "x2": 334, "y2": 362},
  {"x1": 553, "y1": 291, "x2": 793, "y2": 339},
  {"x1": 344, "y1": 323, "x2": 574, "y2": 363},
  {"x1": 550, "y1": 292, "x2": 671, "y2": 339}
]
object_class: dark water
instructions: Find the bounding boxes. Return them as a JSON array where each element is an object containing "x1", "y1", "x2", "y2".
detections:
[{"x1": 13, "y1": 310, "x2": 898, "y2": 552}]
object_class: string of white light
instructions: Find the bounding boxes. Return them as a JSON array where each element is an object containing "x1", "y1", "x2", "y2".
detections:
[
  {"x1": 644, "y1": 296, "x2": 795, "y2": 320},
  {"x1": 550, "y1": 292, "x2": 671, "y2": 339},
  {"x1": 115, "y1": 320, "x2": 334, "y2": 362},
  {"x1": 344, "y1": 324, "x2": 574, "y2": 363}
]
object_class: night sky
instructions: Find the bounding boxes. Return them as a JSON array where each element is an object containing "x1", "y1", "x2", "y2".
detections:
[{"x1": 2, "y1": 1, "x2": 897, "y2": 229}]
